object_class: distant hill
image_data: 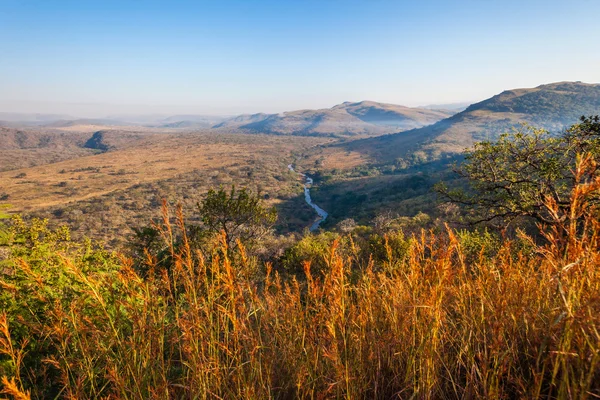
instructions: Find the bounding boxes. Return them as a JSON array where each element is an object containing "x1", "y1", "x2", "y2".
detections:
[
  {"x1": 342, "y1": 82, "x2": 600, "y2": 164},
  {"x1": 155, "y1": 114, "x2": 228, "y2": 129},
  {"x1": 1, "y1": 103, "x2": 452, "y2": 137},
  {"x1": 212, "y1": 113, "x2": 271, "y2": 129},
  {"x1": 334, "y1": 101, "x2": 453, "y2": 129},
  {"x1": 237, "y1": 108, "x2": 388, "y2": 137},
  {"x1": 158, "y1": 120, "x2": 214, "y2": 129},
  {"x1": 214, "y1": 101, "x2": 454, "y2": 136},
  {"x1": 0, "y1": 127, "x2": 93, "y2": 171},
  {"x1": 0, "y1": 127, "x2": 87, "y2": 150},
  {"x1": 0, "y1": 126, "x2": 161, "y2": 171}
]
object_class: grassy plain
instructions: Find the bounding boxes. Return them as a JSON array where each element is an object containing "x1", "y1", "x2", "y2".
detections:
[{"x1": 0, "y1": 128, "x2": 331, "y2": 245}]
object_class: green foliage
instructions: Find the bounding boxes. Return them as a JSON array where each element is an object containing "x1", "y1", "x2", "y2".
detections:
[
  {"x1": 437, "y1": 116, "x2": 600, "y2": 228},
  {"x1": 198, "y1": 185, "x2": 277, "y2": 248},
  {"x1": 0, "y1": 204, "x2": 11, "y2": 220},
  {"x1": 3, "y1": 115, "x2": 600, "y2": 398},
  {"x1": 0, "y1": 209, "x2": 12, "y2": 246},
  {"x1": 0, "y1": 226, "x2": 10, "y2": 247},
  {"x1": 3, "y1": 194, "x2": 600, "y2": 398},
  {"x1": 367, "y1": 230, "x2": 411, "y2": 269},
  {"x1": 280, "y1": 231, "x2": 343, "y2": 275},
  {"x1": 0, "y1": 216, "x2": 120, "y2": 396},
  {"x1": 3, "y1": 168, "x2": 600, "y2": 398},
  {"x1": 456, "y1": 228, "x2": 501, "y2": 265}
]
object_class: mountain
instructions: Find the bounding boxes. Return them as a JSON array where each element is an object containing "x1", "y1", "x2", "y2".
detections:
[
  {"x1": 238, "y1": 108, "x2": 389, "y2": 137},
  {"x1": 1, "y1": 103, "x2": 452, "y2": 137},
  {"x1": 342, "y1": 82, "x2": 600, "y2": 164},
  {"x1": 0, "y1": 126, "x2": 161, "y2": 171},
  {"x1": 212, "y1": 113, "x2": 271, "y2": 129},
  {"x1": 158, "y1": 120, "x2": 214, "y2": 129},
  {"x1": 214, "y1": 101, "x2": 454, "y2": 136},
  {"x1": 334, "y1": 101, "x2": 453, "y2": 129}
]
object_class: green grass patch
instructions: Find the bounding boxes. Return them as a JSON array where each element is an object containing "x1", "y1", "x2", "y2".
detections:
[{"x1": 0, "y1": 203, "x2": 13, "y2": 219}]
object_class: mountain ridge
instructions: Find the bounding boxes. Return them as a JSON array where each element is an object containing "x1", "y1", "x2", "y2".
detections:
[
  {"x1": 213, "y1": 101, "x2": 454, "y2": 136},
  {"x1": 339, "y1": 81, "x2": 600, "y2": 165}
]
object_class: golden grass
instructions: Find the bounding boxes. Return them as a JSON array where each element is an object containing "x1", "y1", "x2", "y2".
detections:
[
  {"x1": 1, "y1": 132, "x2": 327, "y2": 211},
  {"x1": 307, "y1": 148, "x2": 369, "y2": 170},
  {"x1": 1, "y1": 157, "x2": 599, "y2": 399}
]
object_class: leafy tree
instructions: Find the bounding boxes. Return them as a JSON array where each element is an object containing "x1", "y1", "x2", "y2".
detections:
[
  {"x1": 1, "y1": 216, "x2": 119, "y2": 397},
  {"x1": 198, "y1": 186, "x2": 277, "y2": 248},
  {"x1": 437, "y1": 116, "x2": 600, "y2": 228}
]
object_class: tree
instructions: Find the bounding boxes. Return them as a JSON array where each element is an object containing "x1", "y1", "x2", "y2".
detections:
[
  {"x1": 437, "y1": 116, "x2": 600, "y2": 228},
  {"x1": 198, "y1": 186, "x2": 277, "y2": 248}
]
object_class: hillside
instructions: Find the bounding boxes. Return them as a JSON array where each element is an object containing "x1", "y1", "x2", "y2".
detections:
[
  {"x1": 3, "y1": 82, "x2": 600, "y2": 241},
  {"x1": 1, "y1": 103, "x2": 453, "y2": 138},
  {"x1": 212, "y1": 113, "x2": 270, "y2": 129},
  {"x1": 334, "y1": 101, "x2": 452, "y2": 129},
  {"x1": 0, "y1": 127, "x2": 162, "y2": 171},
  {"x1": 214, "y1": 101, "x2": 453, "y2": 136},
  {"x1": 155, "y1": 114, "x2": 228, "y2": 129},
  {"x1": 333, "y1": 81, "x2": 600, "y2": 165},
  {"x1": 0, "y1": 127, "x2": 95, "y2": 171}
]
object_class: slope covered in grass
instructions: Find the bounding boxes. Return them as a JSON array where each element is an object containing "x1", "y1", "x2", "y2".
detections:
[{"x1": 1, "y1": 157, "x2": 599, "y2": 398}]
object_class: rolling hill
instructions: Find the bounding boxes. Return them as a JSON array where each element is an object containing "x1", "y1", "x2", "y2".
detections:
[
  {"x1": 0, "y1": 127, "x2": 163, "y2": 171},
  {"x1": 155, "y1": 114, "x2": 229, "y2": 129},
  {"x1": 1, "y1": 102, "x2": 453, "y2": 137},
  {"x1": 336, "y1": 81, "x2": 600, "y2": 165},
  {"x1": 0, "y1": 127, "x2": 94, "y2": 171},
  {"x1": 214, "y1": 101, "x2": 454, "y2": 136}
]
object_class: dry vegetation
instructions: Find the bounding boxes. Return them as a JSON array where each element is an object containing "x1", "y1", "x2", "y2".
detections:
[
  {"x1": 1, "y1": 157, "x2": 599, "y2": 399},
  {"x1": 1, "y1": 103, "x2": 600, "y2": 399},
  {"x1": 305, "y1": 82, "x2": 600, "y2": 173},
  {"x1": 0, "y1": 127, "x2": 330, "y2": 245}
]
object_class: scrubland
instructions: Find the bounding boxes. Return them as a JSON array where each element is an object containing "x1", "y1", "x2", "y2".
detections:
[{"x1": 1, "y1": 157, "x2": 599, "y2": 399}]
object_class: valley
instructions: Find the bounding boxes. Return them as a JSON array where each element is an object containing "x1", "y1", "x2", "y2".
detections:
[
  {"x1": 0, "y1": 129, "x2": 331, "y2": 246},
  {"x1": 3, "y1": 1, "x2": 600, "y2": 396},
  {"x1": 2, "y1": 82, "x2": 600, "y2": 245}
]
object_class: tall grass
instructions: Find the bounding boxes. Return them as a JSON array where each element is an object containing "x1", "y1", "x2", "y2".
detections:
[{"x1": 1, "y1": 157, "x2": 599, "y2": 399}]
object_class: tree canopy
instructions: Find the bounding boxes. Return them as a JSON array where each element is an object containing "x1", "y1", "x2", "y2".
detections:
[
  {"x1": 198, "y1": 185, "x2": 277, "y2": 248},
  {"x1": 437, "y1": 116, "x2": 600, "y2": 228}
]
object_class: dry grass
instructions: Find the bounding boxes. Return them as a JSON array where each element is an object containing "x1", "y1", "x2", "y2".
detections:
[
  {"x1": 302, "y1": 147, "x2": 369, "y2": 170},
  {"x1": 0, "y1": 130, "x2": 328, "y2": 246},
  {"x1": 1, "y1": 132, "x2": 327, "y2": 211},
  {"x1": 1, "y1": 157, "x2": 599, "y2": 399}
]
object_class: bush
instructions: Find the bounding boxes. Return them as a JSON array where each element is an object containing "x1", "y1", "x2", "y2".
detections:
[{"x1": 0, "y1": 157, "x2": 599, "y2": 399}]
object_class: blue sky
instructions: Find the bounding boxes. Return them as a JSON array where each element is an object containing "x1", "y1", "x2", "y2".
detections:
[{"x1": 1, "y1": 0, "x2": 599, "y2": 116}]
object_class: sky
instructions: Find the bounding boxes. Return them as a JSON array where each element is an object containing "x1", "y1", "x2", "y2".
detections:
[{"x1": 1, "y1": 0, "x2": 599, "y2": 117}]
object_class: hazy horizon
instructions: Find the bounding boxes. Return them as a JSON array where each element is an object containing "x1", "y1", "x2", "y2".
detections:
[
  {"x1": 0, "y1": 98, "x2": 478, "y2": 119},
  {"x1": 1, "y1": 0, "x2": 600, "y2": 117}
]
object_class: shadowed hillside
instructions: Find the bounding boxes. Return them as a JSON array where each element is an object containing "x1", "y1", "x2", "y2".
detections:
[
  {"x1": 336, "y1": 82, "x2": 600, "y2": 165},
  {"x1": 214, "y1": 101, "x2": 453, "y2": 137},
  {"x1": 0, "y1": 127, "x2": 162, "y2": 172},
  {"x1": 0, "y1": 127, "x2": 94, "y2": 171}
]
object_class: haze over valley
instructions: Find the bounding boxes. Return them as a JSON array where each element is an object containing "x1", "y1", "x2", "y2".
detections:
[
  {"x1": 2, "y1": 1, "x2": 600, "y2": 398},
  {"x1": 1, "y1": 81, "x2": 599, "y2": 245}
]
